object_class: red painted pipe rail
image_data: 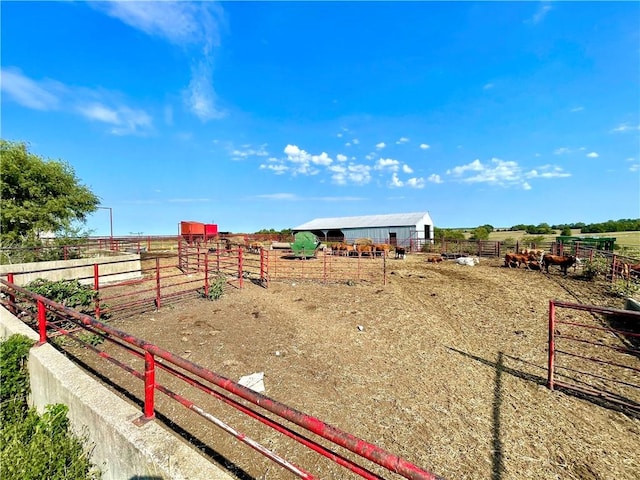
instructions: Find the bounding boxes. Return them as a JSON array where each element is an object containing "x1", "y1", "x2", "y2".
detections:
[{"x1": 0, "y1": 278, "x2": 444, "y2": 480}]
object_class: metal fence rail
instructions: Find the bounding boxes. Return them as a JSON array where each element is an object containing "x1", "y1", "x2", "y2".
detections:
[
  {"x1": 547, "y1": 300, "x2": 640, "y2": 412},
  {"x1": 0, "y1": 278, "x2": 444, "y2": 480}
]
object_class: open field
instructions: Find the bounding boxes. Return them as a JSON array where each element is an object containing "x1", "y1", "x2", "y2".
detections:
[
  {"x1": 62, "y1": 252, "x2": 640, "y2": 480},
  {"x1": 462, "y1": 229, "x2": 640, "y2": 252}
]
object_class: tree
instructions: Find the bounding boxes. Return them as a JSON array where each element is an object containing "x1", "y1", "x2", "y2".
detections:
[
  {"x1": 560, "y1": 226, "x2": 572, "y2": 236},
  {"x1": 470, "y1": 227, "x2": 490, "y2": 240},
  {"x1": 1, "y1": 140, "x2": 100, "y2": 244}
]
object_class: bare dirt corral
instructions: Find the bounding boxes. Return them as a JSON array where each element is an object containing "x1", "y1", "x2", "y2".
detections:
[{"x1": 76, "y1": 254, "x2": 639, "y2": 480}]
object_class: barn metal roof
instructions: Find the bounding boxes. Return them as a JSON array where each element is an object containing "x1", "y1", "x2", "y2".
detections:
[{"x1": 292, "y1": 212, "x2": 432, "y2": 230}]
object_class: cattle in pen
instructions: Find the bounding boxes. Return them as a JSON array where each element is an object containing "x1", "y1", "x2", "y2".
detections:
[{"x1": 541, "y1": 254, "x2": 577, "y2": 275}]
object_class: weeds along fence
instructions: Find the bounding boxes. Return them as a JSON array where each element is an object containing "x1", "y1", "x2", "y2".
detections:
[
  {"x1": 547, "y1": 300, "x2": 640, "y2": 414},
  {"x1": 0, "y1": 278, "x2": 444, "y2": 480}
]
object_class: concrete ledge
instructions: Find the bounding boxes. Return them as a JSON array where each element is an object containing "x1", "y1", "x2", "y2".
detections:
[
  {"x1": 0, "y1": 307, "x2": 232, "y2": 480},
  {"x1": 0, "y1": 254, "x2": 143, "y2": 286}
]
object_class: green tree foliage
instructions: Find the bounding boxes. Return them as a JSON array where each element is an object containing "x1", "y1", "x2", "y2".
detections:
[
  {"x1": 0, "y1": 140, "x2": 100, "y2": 244},
  {"x1": 434, "y1": 227, "x2": 465, "y2": 241},
  {"x1": 581, "y1": 218, "x2": 640, "y2": 233},
  {"x1": 560, "y1": 226, "x2": 572, "y2": 236},
  {"x1": 470, "y1": 227, "x2": 490, "y2": 240}
]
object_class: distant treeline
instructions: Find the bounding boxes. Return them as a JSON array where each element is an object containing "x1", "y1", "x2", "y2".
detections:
[{"x1": 436, "y1": 218, "x2": 639, "y2": 241}]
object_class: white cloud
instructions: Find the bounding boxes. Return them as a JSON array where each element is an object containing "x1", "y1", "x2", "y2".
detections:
[
  {"x1": 531, "y1": 2, "x2": 552, "y2": 24},
  {"x1": 375, "y1": 158, "x2": 400, "y2": 171},
  {"x1": 352, "y1": 138, "x2": 360, "y2": 145},
  {"x1": 522, "y1": 182, "x2": 532, "y2": 190},
  {"x1": 406, "y1": 177, "x2": 425, "y2": 189},
  {"x1": 230, "y1": 144, "x2": 269, "y2": 160},
  {"x1": 396, "y1": 137, "x2": 410, "y2": 144},
  {"x1": 483, "y1": 83, "x2": 494, "y2": 90},
  {"x1": 0, "y1": 69, "x2": 154, "y2": 135},
  {"x1": 336, "y1": 154, "x2": 348, "y2": 162},
  {"x1": 0, "y1": 67, "x2": 61, "y2": 110},
  {"x1": 402, "y1": 164, "x2": 414, "y2": 174},
  {"x1": 365, "y1": 153, "x2": 376, "y2": 161},
  {"x1": 329, "y1": 164, "x2": 371, "y2": 186},
  {"x1": 255, "y1": 193, "x2": 298, "y2": 200},
  {"x1": 337, "y1": 132, "x2": 343, "y2": 138},
  {"x1": 554, "y1": 147, "x2": 571, "y2": 155},
  {"x1": 93, "y1": 1, "x2": 222, "y2": 50},
  {"x1": 259, "y1": 163, "x2": 289, "y2": 175},
  {"x1": 446, "y1": 157, "x2": 570, "y2": 187},
  {"x1": 428, "y1": 174, "x2": 443, "y2": 184},
  {"x1": 611, "y1": 123, "x2": 640, "y2": 133},
  {"x1": 570, "y1": 106, "x2": 584, "y2": 112},
  {"x1": 184, "y1": 60, "x2": 225, "y2": 121},
  {"x1": 419, "y1": 143, "x2": 430, "y2": 150},
  {"x1": 389, "y1": 173, "x2": 404, "y2": 187},
  {"x1": 376, "y1": 142, "x2": 386, "y2": 150},
  {"x1": 586, "y1": 152, "x2": 599, "y2": 158},
  {"x1": 77, "y1": 103, "x2": 152, "y2": 136},
  {"x1": 94, "y1": 1, "x2": 225, "y2": 122}
]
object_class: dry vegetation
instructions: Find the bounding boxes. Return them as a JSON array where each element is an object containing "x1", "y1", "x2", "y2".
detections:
[{"x1": 68, "y1": 253, "x2": 639, "y2": 480}]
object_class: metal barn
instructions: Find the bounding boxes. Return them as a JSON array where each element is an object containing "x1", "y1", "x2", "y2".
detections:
[{"x1": 291, "y1": 212, "x2": 434, "y2": 249}]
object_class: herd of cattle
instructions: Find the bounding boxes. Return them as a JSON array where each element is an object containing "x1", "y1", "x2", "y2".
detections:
[{"x1": 208, "y1": 236, "x2": 640, "y2": 279}]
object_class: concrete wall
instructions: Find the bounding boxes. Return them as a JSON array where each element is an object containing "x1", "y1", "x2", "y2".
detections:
[
  {"x1": 0, "y1": 254, "x2": 143, "y2": 286},
  {"x1": 0, "y1": 307, "x2": 232, "y2": 480}
]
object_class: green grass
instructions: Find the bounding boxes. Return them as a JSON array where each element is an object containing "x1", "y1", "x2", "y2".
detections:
[
  {"x1": 471, "y1": 229, "x2": 640, "y2": 249},
  {"x1": 0, "y1": 334, "x2": 101, "y2": 480}
]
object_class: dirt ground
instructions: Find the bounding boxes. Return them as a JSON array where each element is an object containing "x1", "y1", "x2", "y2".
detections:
[{"x1": 69, "y1": 253, "x2": 639, "y2": 480}]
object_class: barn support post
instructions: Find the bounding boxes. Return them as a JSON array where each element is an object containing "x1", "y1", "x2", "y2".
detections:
[
  {"x1": 155, "y1": 257, "x2": 161, "y2": 309},
  {"x1": 547, "y1": 300, "x2": 556, "y2": 390},
  {"x1": 238, "y1": 247, "x2": 244, "y2": 288},
  {"x1": 6, "y1": 273, "x2": 16, "y2": 315},
  {"x1": 93, "y1": 263, "x2": 100, "y2": 320}
]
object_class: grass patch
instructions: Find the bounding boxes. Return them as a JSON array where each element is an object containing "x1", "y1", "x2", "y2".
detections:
[{"x1": 0, "y1": 334, "x2": 101, "y2": 480}]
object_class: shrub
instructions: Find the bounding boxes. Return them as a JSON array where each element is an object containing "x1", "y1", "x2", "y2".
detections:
[
  {"x1": 608, "y1": 280, "x2": 640, "y2": 298},
  {"x1": 201, "y1": 275, "x2": 227, "y2": 301},
  {"x1": 0, "y1": 335, "x2": 101, "y2": 480},
  {"x1": 582, "y1": 256, "x2": 608, "y2": 281}
]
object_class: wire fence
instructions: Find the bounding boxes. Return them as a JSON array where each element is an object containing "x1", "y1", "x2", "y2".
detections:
[{"x1": 0, "y1": 278, "x2": 445, "y2": 480}]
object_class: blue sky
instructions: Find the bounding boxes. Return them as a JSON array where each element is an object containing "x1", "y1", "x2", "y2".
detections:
[{"x1": 1, "y1": 1, "x2": 639, "y2": 236}]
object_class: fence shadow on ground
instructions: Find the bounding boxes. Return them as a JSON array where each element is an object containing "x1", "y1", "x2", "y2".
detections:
[
  {"x1": 55, "y1": 345, "x2": 258, "y2": 480},
  {"x1": 446, "y1": 347, "x2": 639, "y2": 421}
]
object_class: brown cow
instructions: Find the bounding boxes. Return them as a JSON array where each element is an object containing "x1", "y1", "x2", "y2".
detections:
[
  {"x1": 505, "y1": 252, "x2": 533, "y2": 269},
  {"x1": 541, "y1": 254, "x2": 577, "y2": 275},
  {"x1": 426, "y1": 255, "x2": 443, "y2": 263},
  {"x1": 356, "y1": 244, "x2": 375, "y2": 258}
]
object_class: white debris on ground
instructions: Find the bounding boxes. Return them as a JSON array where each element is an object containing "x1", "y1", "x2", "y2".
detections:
[{"x1": 238, "y1": 372, "x2": 265, "y2": 393}]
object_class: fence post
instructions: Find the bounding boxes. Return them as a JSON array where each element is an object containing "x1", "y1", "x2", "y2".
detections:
[
  {"x1": 323, "y1": 250, "x2": 327, "y2": 284},
  {"x1": 134, "y1": 351, "x2": 156, "y2": 425},
  {"x1": 383, "y1": 252, "x2": 387, "y2": 286},
  {"x1": 93, "y1": 264, "x2": 100, "y2": 319},
  {"x1": 7, "y1": 273, "x2": 16, "y2": 315},
  {"x1": 155, "y1": 257, "x2": 161, "y2": 309},
  {"x1": 37, "y1": 299, "x2": 47, "y2": 345},
  {"x1": 204, "y1": 253, "x2": 210, "y2": 297},
  {"x1": 547, "y1": 300, "x2": 556, "y2": 390},
  {"x1": 238, "y1": 247, "x2": 244, "y2": 288}
]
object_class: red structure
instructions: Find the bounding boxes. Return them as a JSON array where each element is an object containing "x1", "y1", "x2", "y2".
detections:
[{"x1": 180, "y1": 221, "x2": 218, "y2": 244}]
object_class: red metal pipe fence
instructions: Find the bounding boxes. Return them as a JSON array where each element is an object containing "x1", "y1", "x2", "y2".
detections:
[
  {"x1": 0, "y1": 278, "x2": 444, "y2": 480},
  {"x1": 547, "y1": 300, "x2": 640, "y2": 412}
]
